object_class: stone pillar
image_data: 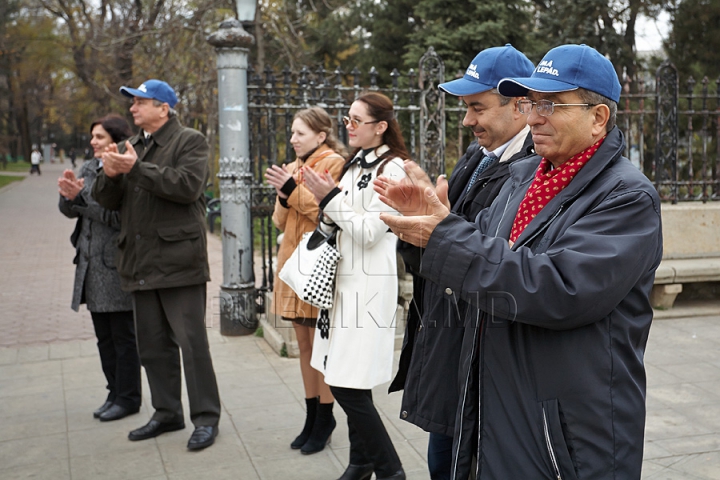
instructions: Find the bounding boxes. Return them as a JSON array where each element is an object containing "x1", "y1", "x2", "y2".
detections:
[{"x1": 207, "y1": 19, "x2": 257, "y2": 335}]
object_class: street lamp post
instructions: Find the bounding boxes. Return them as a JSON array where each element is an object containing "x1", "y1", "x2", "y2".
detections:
[{"x1": 206, "y1": 6, "x2": 257, "y2": 336}]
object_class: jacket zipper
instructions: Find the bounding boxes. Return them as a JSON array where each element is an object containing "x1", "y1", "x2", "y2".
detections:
[
  {"x1": 451, "y1": 309, "x2": 480, "y2": 480},
  {"x1": 542, "y1": 406, "x2": 563, "y2": 480}
]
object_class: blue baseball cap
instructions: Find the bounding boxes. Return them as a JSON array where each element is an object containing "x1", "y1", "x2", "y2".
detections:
[
  {"x1": 497, "y1": 44, "x2": 621, "y2": 103},
  {"x1": 120, "y1": 79, "x2": 178, "y2": 108},
  {"x1": 439, "y1": 44, "x2": 534, "y2": 97}
]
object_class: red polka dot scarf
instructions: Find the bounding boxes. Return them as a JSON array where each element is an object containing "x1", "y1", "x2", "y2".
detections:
[{"x1": 508, "y1": 136, "x2": 605, "y2": 246}]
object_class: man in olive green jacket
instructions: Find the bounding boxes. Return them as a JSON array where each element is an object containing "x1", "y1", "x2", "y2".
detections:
[{"x1": 93, "y1": 79, "x2": 221, "y2": 451}]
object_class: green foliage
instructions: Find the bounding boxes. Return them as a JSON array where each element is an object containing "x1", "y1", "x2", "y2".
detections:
[
  {"x1": 403, "y1": 0, "x2": 534, "y2": 77},
  {"x1": 666, "y1": 0, "x2": 720, "y2": 81},
  {"x1": 254, "y1": 325, "x2": 264, "y2": 337},
  {"x1": 280, "y1": 342, "x2": 288, "y2": 357}
]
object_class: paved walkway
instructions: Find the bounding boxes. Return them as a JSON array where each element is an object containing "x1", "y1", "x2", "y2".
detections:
[{"x1": 1, "y1": 161, "x2": 720, "y2": 479}]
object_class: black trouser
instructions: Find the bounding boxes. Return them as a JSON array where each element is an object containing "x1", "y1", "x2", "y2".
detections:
[
  {"x1": 331, "y1": 386, "x2": 402, "y2": 478},
  {"x1": 133, "y1": 284, "x2": 221, "y2": 427},
  {"x1": 90, "y1": 310, "x2": 142, "y2": 409}
]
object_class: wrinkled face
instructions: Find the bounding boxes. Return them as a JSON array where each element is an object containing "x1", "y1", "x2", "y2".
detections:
[
  {"x1": 290, "y1": 118, "x2": 325, "y2": 159},
  {"x1": 526, "y1": 91, "x2": 601, "y2": 167},
  {"x1": 346, "y1": 100, "x2": 384, "y2": 150},
  {"x1": 461, "y1": 90, "x2": 518, "y2": 151},
  {"x1": 90, "y1": 124, "x2": 112, "y2": 157},
  {"x1": 129, "y1": 97, "x2": 166, "y2": 133}
]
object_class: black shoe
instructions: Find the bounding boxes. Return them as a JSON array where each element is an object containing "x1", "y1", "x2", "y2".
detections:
[
  {"x1": 187, "y1": 425, "x2": 219, "y2": 450},
  {"x1": 128, "y1": 419, "x2": 185, "y2": 441},
  {"x1": 337, "y1": 463, "x2": 374, "y2": 480},
  {"x1": 377, "y1": 470, "x2": 406, "y2": 480},
  {"x1": 291, "y1": 397, "x2": 318, "y2": 449},
  {"x1": 99, "y1": 404, "x2": 140, "y2": 422},
  {"x1": 93, "y1": 400, "x2": 113, "y2": 419},
  {"x1": 300, "y1": 401, "x2": 336, "y2": 455}
]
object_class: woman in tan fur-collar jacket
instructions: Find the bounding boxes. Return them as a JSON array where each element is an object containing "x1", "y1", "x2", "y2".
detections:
[{"x1": 265, "y1": 107, "x2": 345, "y2": 455}]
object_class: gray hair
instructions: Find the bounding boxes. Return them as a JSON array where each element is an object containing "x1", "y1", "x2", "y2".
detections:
[
  {"x1": 576, "y1": 88, "x2": 617, "y2": 132},
  {"x1": 152, "y1": 99, "x2": 177, "y2": 117},
  {"x1": 489, "y1": 88, "x2": 512, "y2": 106}
]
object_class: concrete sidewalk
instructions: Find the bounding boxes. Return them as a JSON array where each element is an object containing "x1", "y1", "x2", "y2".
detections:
[{"x1": 1, "y1": 161, "x2": 720, "y2": 479}]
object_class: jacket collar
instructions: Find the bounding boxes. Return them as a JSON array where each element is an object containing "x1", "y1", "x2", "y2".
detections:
[
  {"x1": 355, "y1": 144, "x2": 391, "y2": 169},
  {"x1": 129, "y1": 116, "x2": 182, "y2": 148},
  {"x1": 509, "y1": 127, "x2": 625, "y2": 248},
  {"x1": 499, "y1": 125, "x2": 531, "y2": 163}
]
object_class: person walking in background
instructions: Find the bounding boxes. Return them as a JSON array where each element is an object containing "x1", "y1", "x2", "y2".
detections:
[
  {"x1": 92, "y1": 79, "x2": 222, "y2": 451},
  {"x1": 384, "y1": 44, "x2": 535, "y2": 480},
  {"x1": 30, "y1": 147, "x2": 42, "y2": 175},
  {"x1": 69, "y1": 148, "x2": 77, "y2": 168},
  {"x1": 58, "y1": 114, "x2": 142, "y2": 422},
  {"x1": 379, "y1": 44, "x2": 662, "y2": 479},
  {"x1": 303, "y1": 92, "x2": 408, "y2": 480},
  {"x1": 265, "y1": 107, "x2": 346, "y2": 455}
]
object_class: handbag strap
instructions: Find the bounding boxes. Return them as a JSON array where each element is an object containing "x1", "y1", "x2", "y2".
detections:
[{"x1": 303, "y1": 149, "x2": 335, "y2": 171}]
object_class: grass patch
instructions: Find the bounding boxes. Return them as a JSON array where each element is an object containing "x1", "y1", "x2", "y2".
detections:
[
  {"x1": 0, "y1": 175, "x2": 23, "y2": 189},
  {"x1": 280, "y1": 343, "x2": 288, "y2": 357},
  {"x1": 1, "y1": 162, "x2": 32, "y2": 172},
  {"x1": 254, "y1": 325, "x2": 264, "y2": 337}
]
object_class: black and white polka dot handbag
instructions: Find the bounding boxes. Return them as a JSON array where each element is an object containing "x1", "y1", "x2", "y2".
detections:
[{"x1": 279, "y1": 225, "x2": 341, "y2": 309}]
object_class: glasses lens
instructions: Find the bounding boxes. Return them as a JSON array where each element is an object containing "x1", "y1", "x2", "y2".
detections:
[
  {"x1": 518, "y1": 100, "x2": 532, "y2": 114},
  {"x1": 537, "y1": 100, "x2": 553, "y2": 116},
  {"x1": 342, "y1": 116, "x2": 351, "y2": 127}
]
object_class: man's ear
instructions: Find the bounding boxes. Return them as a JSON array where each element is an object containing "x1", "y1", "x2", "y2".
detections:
[
  {"x1": 511, "y1": 97, "x2": 526, "y2": 120},
  {"x1": 591, "y1": 104, "x2": 610, "y2": 136}
]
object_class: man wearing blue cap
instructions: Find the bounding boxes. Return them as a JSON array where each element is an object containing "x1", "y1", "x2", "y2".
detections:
[
  {"x1": 379, "y1": 44, "x2": 662, "y2": 479},
  {"x1": 93, "y1": 79, "x2": 222, "y2": 450},
  {"x1": 385, "y1": 44, "x2": 534, "y2": 480}
]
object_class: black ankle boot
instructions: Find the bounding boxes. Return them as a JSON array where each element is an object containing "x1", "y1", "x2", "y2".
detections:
[
  {"x1": 337, "y1": 463, "x2": 374, "y2": 480},
  {"x1": 377, "y1": 469, "x2": 406, "y2": 480},
  {"x1": 291, "y1": 397, "x2": 318, "y2": 449},
  {"x1": 301, "y1": 401, "x2": 337, "y2": 454}
]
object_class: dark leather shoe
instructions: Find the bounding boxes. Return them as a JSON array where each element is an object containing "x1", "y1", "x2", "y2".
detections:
[
  {"x1": 99, "y1": 404, "x2": 140, "y2": 422},
  {"x1": 93, "y1": 400, "x2": 113, "y2": 419},
  {"x1": 128, "y1": 419, "x2": 185, "y2": 441},
  {"x1": 187, "y1": 425, "x2": 219, "y2": 450},
  {"x1": 377, "y1": 470, "x2": 406, "y2": 480},
  {"x1": 337, "y1": 463, "x2": 374, "y2": 480}
]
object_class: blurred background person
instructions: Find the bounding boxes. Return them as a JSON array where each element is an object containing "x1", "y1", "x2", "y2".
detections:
[
  {"x1": 303, "y1": 92, "x2": 408, "y2": 480},
  {"x1": 30, "y1": 146, "x2": 42, "y2": 175},
  {"x1": 58, "y1": 114, "x2": 142, "y2": 422},
  {"x1": 265, "y1": 107, "x2": 346, "y2": 455}
]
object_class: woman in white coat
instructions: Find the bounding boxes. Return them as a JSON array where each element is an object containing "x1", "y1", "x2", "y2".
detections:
[{"x1": 304, "y1": 92, "x2": 408, "y2": 480}]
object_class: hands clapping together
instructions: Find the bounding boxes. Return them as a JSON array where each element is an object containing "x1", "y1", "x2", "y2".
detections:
[{"x1": 373, "y1": 159, "x2": 451, "y2": 248}]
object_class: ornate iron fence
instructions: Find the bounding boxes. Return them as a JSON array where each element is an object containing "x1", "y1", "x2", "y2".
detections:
[
  {"x1": 247, "y1": 47, "x2": 446, "y2": 301},
  {"x1": 245, "y1": 49, "x2": 720, "y2": 299},
  {"x1": 616, "y1": 62, "x2": 720, "y2": 203}
]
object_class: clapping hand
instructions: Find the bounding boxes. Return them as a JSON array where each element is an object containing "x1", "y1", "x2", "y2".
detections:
[
  {"x1": 303, "y1": 167, "x2": 338, "y2": 204},
  {"x1": 58, "y1": 169, "x2": 84, "y2": 200},
  {"x1": 102, "y1": 141, "x2": 137, "y2": 178},
  {"x1": 265, "y1": 164, "x2": 293, "y2": 199},
  {"x1": 373, "y1": 160, "x2": 450, "y2": 216},
  {"x1": 379, "y1": 185, "x2": 450, "y2": 248}
]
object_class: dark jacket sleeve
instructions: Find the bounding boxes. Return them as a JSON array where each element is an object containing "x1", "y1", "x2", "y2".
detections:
[
  {"x1": 421, "y1": 188, "x2": 662, "y2": 330},
  {"x1": 128, "y1": 130, "x2": 209, "y2": 204},
  {"x1": 92, "y1": 172, "x2": 125, "y2": 211}
]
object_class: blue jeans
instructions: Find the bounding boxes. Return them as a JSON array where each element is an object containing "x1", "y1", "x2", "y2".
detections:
[{"x1": 428, "y1": 432, "x2": 453, "y2": 480}]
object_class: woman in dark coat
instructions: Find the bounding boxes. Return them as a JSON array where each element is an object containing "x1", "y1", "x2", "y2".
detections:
[{"x1": 58, "y1": 114, "x2": 141, "y2": 421}]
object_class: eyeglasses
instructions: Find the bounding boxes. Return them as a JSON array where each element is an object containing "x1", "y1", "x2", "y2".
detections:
[
  {"x1": 516, "y1": 99, "x2": 598, "y2": 117},
  {"x1": 342, "y1": 116, "x2": 380, "y2": 129}
]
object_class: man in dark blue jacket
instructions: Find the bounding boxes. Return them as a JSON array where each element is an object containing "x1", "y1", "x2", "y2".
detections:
[
  {"x1": 379, "y1": 44, "x2": 662, "y2": 479},
  {"x1": 386, "y1": 44, "x2": 534, "y2": 480}
]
